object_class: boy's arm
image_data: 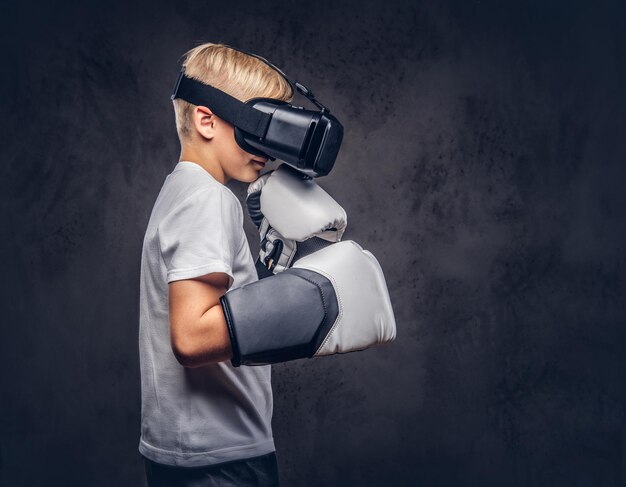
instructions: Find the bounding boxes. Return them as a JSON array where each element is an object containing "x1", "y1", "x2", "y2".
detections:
[{"x1": 168, "y1": 272, "x2": 233, "y2": 368}]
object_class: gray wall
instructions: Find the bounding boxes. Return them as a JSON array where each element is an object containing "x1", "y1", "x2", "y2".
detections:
[{"x1": 1, "y1": 0, "x2": 625, "y2": 485}]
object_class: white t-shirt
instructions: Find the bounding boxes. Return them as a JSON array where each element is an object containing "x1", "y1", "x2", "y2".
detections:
[{"x1": 138, "y1": 160, "x2": 274, "y2": 467}]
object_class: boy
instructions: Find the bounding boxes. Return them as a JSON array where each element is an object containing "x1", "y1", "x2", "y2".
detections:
[{"x1": 138, "y1": 42, "x2": 293, "y2": 486}]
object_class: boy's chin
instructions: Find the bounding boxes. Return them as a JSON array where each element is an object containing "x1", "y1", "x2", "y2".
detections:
[{"x1": 237, "y1": 169, "x2": 263, "y2": 183}]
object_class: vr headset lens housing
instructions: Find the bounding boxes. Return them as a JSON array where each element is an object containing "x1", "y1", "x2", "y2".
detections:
[
  {"x1": 234, "y1": 99, "x2": 343, "y2": 178},
  {"x1": 170, "y1": 57, "x2": 343, "y2": 178}
]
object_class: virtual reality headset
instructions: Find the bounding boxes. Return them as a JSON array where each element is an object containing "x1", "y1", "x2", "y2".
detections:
[{"x1": 170, "y1": 46, "x2": 343, "y2": 178}]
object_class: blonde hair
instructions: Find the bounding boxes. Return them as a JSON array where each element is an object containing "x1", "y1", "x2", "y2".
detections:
[{"x1": 173, "y1": 42, "x2": 294, "y2": 142}]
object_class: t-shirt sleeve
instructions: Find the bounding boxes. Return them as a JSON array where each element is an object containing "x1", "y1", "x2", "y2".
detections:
[{"x1": 157, "y1": 187, "x2": 242, "y2": 287}]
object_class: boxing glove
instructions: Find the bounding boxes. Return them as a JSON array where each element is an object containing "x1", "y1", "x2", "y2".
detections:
[
  {"x1": 219, "y1": 240, "x2": 396, "y2": 367},
  {"x1": 246, "y1": 163, "x2": 347, "y2": 275}
]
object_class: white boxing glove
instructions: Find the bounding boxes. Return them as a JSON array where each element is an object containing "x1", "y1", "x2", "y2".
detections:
[
  {"x1": 220, "y1": 240, "x2": 397, "y2": 366},
  {"x1": 246, "y1": 164, "x2": 347, "y2": 274}
]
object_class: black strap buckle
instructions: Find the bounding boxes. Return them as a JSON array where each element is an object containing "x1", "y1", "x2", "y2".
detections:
[
  {"x1": 171, "y1": 70, "x2": 184, "y2": 100},
  {"x1": 264, "y1": 239, "x2": 284, "y2": 272}
]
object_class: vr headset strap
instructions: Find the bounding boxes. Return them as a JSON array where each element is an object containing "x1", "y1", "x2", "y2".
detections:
[{"x1": 171, "y1": 71, "x2": 271, "y2": 138}]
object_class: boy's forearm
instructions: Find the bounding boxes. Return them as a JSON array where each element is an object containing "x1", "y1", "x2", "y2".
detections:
[{"x1": 171, "y1": 304, "x2": 233, "y2": 368}]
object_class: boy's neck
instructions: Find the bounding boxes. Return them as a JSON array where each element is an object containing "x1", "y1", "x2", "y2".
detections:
[{"x1": 179, "y1": 146, "x2": 228, "y2": 185}]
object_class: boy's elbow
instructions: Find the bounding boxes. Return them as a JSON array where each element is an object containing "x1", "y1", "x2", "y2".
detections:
[
  {"x1": 171, "y1": 333, "x2": 229, "y2": 368},
  {"x1": 169, "y1": 303, "x2": 233, "y2": 368},
  {"x1": 171, "y1": 339, "x2": 200, "y2": 368}
]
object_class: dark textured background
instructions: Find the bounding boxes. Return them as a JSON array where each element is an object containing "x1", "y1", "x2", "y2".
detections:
[{"x1": 1, "y1": 0, "x2": 625, "y2": 485}]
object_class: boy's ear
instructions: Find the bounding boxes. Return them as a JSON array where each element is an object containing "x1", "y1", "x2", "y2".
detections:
[{"x1": 192, "y1": 105, "x2": 217, "y2": 141}]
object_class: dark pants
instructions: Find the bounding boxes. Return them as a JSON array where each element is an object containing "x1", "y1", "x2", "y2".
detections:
[{"x1": 143, "y1": 451, "x2": 279, "y2": 487}]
